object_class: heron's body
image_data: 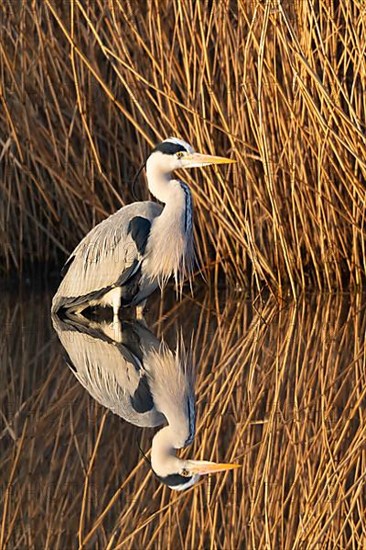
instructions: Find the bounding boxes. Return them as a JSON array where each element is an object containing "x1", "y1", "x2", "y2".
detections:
[
  {"x1": 51, "y1": 191, "x2": 192, "y2": 316},
  {"x1": 51, "y1": 137, "x2": 234, "y2": 319}
]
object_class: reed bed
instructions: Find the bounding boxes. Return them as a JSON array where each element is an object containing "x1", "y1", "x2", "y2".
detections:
[
  {"x1": 1, "y1": 288, "x2": 365, "y2": 548},
  {"x1": 0, "y1": 1, "x2": 365, "y2": 291}
]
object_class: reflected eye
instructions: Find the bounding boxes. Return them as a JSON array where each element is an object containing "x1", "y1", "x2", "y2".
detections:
[
  {"x1": 181, "y1": 468, "x2": 190, "y2": 477},
  {"x1": 176, "y1": 151, "x2": 185, "y2": 159}
]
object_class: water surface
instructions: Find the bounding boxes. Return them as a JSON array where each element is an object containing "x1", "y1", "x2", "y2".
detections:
[{"x1": 1, "y1": 288, "x2": 365, "y2": 549}]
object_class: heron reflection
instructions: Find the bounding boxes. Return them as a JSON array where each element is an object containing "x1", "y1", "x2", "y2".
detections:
[{"x1": 52, "y1": 314, "x2": 239, "y2": 490}]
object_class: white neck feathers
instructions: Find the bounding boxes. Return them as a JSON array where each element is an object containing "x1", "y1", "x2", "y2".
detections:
[
  {"x1": 143, "y1": 158, "x2": 194, "y2": 287},
  {"x1": 151, "y1": 425, "x2": 186, "y2": 477}
]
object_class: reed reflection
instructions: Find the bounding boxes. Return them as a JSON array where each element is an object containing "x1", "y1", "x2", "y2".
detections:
[{"x1": 51, "y1": 313, "x2": 239, "y2": 491}]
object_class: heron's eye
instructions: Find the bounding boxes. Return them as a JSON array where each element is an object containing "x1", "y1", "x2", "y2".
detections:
[
  {"x1": 176, "y1": 151, "x2": 185, "y2": 159},
  {"x1": 181, "y1": 468, "x2": 190, "y2": 477}
]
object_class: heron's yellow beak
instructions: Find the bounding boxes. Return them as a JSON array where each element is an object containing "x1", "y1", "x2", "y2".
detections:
[
  {"x1": 183, "y1": 153, "x2": 236, "y2": 169},
  {"x1": 188, "y1": 460, "x2": 241, "y2": 475}
]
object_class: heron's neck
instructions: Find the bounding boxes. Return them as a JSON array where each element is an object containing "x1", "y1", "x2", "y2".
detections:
[
  {"x1": 151, "y1": 425, "x2": 186, "y2": 476},
  {"x1": 146, "y1": 163, "x2": 183, "y2": 205},
  {"x1": 143, "y1": 163, "x2": 194, "y2": 284}
]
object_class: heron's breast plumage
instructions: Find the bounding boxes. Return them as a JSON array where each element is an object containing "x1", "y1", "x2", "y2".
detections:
[{"x1": 142, "y1": 181, "x2": 194, "y2": 288}]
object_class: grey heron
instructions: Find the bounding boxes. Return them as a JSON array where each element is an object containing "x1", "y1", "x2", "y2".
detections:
[
  {"x1": 52, "y1": 313, "x2": 239, "y2": 490},
  {"x1": 51, "y1": 137, "x2": 235, "y2": 319}
]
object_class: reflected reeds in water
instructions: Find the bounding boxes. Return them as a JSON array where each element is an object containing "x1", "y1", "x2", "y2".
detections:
[{"x1": 0, "y1": 289, "x2": 365, "y2": 549}]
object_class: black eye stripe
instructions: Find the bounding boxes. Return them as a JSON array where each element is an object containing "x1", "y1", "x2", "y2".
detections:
[
  {"x1": 155, "y1": 473, "x2": 193, "y2": 486},
  {"x1": 152, "y1": 142, "x2": 187, "y2": 155}
]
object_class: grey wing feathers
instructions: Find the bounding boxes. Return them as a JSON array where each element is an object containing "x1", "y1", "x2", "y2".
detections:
[{"x1": 52, "y1": 201, "x2": 162, "y2": 311}]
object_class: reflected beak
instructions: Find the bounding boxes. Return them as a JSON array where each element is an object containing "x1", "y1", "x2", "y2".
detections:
[
  {"x1": 188, "y1": 460, "x2": 241, "y2": 475},
  {"x1": 183, "y1": 153, "x2": 236, "y2": 169}
]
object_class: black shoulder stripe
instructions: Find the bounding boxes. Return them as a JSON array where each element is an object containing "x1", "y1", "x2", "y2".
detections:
[
  {"x1": 130, "y1": 374, "x2": 154, "y2": 413},
  {"x1": 184, "y1": 397, "x2": 195, "y2": 447},
  {"x1": 127, "y1": 216, "x2": 151, "y2": 255},
  {"x1": 152, "y1": 142, "x2": 187, "y2": 155},
  {"x1": 179, "y1": 182, "x2": 193, "y2": 233}
]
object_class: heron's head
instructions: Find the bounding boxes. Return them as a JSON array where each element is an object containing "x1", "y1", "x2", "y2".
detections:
[
  {"x1": 153, "y1": 458, "x2": 240, "y2": 491},
  {"x1": 146, "y1": 137, "x2": 235, "y2": 175}
]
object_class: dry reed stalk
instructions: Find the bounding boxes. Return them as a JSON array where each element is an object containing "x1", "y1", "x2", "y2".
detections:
[
  {"x1": 0, "y1": 1, "x2": 365, "y2": 292},
  {"x1": 0, "y1": 288, "x2": 365, "y2": 548}
]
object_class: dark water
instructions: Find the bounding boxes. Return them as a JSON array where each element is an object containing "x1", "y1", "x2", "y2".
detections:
[{"x1": 1, "y1": 287, "x2": 365, "y2": 549}]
